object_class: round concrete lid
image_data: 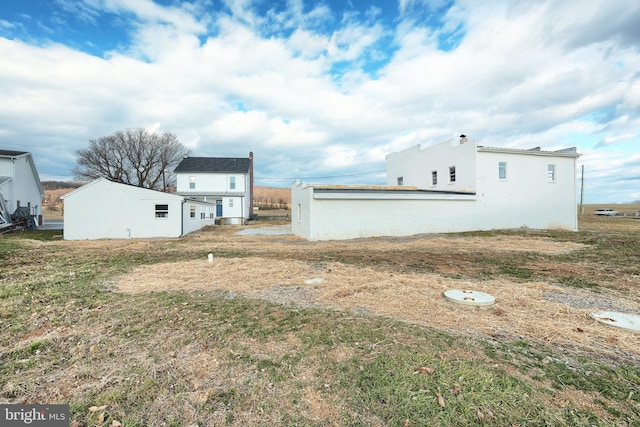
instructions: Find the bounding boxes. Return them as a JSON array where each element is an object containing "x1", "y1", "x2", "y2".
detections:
[
  {"x1": 443, "y1": 289, "x2": 496, "y2": 307},
  {"x1": 589, "y1": 311, "x2": 640, "y2": 332}
]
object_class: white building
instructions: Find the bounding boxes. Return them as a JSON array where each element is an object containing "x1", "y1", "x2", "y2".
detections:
[
  {"x1": 292, "y1": 137, "x2": 580, "y2": 241},
  {"x1": 61, "y1": 178, "x2": 216, "y2": 240},
  {"x1": 0, "y1": 149, "x2": 44, "y2": 227},
  {"x1": 174, "y1": 152, "x2": 254, "y2": 224}
]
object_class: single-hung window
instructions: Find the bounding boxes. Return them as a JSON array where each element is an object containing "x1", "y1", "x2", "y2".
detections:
[
  {"x1": 155, "y1": 204, "x2": 169, "y2": 218},
  {"x1": 499, "y1": 162, "x2": 507, "y2": 180},
  {"x1": 397, "y1": 177, "x2": 403, "y2": 185},
  {"x1": 449, "y1": 166, "x2": 456, "y2": 183},
  {"x1": 189, "y1": 176, "x2": 196, "y2": 189},
  {"x1": 431, "y1": 171, "x2": 437, "y2": 185},
  {"x1": 230, "y1": 176, "x2": 236, "y2": 190},
  {"x1": 190, "y1": 205, "x2": 196, "y2": 218},
  {"x1": 548, "y1": 164, "x2": 556, "y2": 182}
]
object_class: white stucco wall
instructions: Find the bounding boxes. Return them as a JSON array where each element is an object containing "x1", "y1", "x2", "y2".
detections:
[
  {"x1": 474, "y1": 149, "x2": 578, "y2": 231},
  {"x1": 292, "y1": 181, "x2": 312, "y2": 238},
  {"x1": 292, "y1": 142, "x2": 579, "y2": 240},
  {"x1": 386, "y1": 139, "x2": 477, "y2": 192},
  {"x1": 292, "y1": 182, "x2": 477, "y2": 241}
]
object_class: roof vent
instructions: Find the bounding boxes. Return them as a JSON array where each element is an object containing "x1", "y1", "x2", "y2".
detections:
[{"x1": 459, "y1": 134, "x2": 468, "y2": 144}]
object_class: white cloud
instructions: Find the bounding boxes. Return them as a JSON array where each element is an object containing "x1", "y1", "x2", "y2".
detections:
[{"x1": 1, "y1": 0, "x2": 639, "y2": 201}]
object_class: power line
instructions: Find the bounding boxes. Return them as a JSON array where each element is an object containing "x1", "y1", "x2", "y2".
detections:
[{"x1": 256, "y1": 169, "x2": 386, "y2": 181}]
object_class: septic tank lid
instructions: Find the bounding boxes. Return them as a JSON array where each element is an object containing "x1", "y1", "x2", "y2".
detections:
[
  {"x1": 589, "y1": 311, "x2": 640, "y2": 332},
  {"x1": 443, "y1": 289, "x2": 495, "y2": 307}
]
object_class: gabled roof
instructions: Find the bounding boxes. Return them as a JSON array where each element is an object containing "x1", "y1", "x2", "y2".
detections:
[
  {"x1": 61, "y1": 177, "x2": 183, "y2": 201},
  {"x1": 0, "y1": 149, "x2": 29, "y2": 157},
  {"x1": 0, "y1": 149, "x2": 44, "y2": 197},
  {"x1": 174, "y1": 156, "x2": 251, "y2": 173}
]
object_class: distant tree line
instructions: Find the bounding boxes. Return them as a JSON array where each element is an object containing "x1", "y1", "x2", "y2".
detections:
[{"x1": 42, "y1": 181, "x2": 83, "y2": 190}]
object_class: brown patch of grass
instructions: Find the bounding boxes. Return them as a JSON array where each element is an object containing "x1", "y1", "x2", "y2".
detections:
[{"x1": 116, "y1": 254, "x2": 640, "y2": 361}]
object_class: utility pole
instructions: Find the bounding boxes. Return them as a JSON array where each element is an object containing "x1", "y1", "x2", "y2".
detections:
[{"x1": 579, "y1": 164, "x2": 585, "y2": 215}]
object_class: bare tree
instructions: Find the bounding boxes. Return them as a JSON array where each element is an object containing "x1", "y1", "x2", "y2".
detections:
[{"x1": 72, "y1": 128, "x2": 189, "y2": 191}]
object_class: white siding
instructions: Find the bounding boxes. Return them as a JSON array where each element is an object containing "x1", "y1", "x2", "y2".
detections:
[
  {"x1": 176, "y1": 173, "x2": 246, "y2": 193},
  {"x1": 0, "y1": 155, "x2": 43, "y2": 216},
  {"x1": 182, "y1": 201, "x2": 216, "y2": 235},
  {"x1": 176, "y1": 171, "x2": 251, "y2": 220},
  {"x1": 62, "y1": 178, "x2": 215, "y2": 240}
]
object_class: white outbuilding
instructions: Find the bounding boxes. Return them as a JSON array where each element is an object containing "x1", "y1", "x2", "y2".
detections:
[
  {"x1": 292, "y1": 137, "x2": 581, "y2": 241},
  {"x1": 0, "y1": 149, "x2": 45, "y2": 228},
  {"x1": 61, "y1": 177, "x2": 216, "y2": 240}
]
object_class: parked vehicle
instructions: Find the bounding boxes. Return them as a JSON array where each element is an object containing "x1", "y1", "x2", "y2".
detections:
[{"x1": 594, "y1": 208, "x2": 618, "y2": 216}]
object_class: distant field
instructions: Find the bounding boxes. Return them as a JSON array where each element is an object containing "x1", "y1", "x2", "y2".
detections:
[{"x1": 581, "y1": 203, "x2": 640, "y2": 215}]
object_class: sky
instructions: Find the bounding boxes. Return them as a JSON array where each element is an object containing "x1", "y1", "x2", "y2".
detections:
[{"x1": 0, "y1": 0, "x2": 638, "y2": 203}]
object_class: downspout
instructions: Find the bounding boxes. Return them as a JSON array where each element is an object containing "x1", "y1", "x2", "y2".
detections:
[
  {"x1": 249, "y1": 151, "x2": 254, "y2": 219},
  {"x1": 181, "y1": 199, "x2": 185, "y2": 237},
  {"x1": 11, "y1": 157, "x2": 16, "y2": 212}
]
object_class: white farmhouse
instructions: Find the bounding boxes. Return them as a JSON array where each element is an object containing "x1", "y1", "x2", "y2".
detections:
[
  {"x1": 174, "y1": 152, "x2": 254, "y2": 224},
  {"x1": 61, "y1": 178, "x2": 216, "y2": 240},
  {"x1": 0, "y1": 149, "x2": 44, "y2": 227},
  {"x1": 292, "y1": 136, "x2": 580, "y2": 241}
]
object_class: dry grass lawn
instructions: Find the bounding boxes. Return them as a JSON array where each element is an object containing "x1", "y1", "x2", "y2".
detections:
[{"x1": 114, "y1": 234, "x2": 639, "y2": 364}]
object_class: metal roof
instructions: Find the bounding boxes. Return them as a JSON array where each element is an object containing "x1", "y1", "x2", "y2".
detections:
[
  {"x1": 477, "y1": 145, "x2": 580, "y2": 157},
  {"x1": 174, "y1": 156, "x2": 251, "y2": 173},
  {"x1": 175, "y1": 191, "x2": 246, "y2": 197}
]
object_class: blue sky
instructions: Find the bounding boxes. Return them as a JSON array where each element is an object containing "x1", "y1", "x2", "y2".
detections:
[{"x1": 0, "y1": 0, "x2": 638, "y2": 203}]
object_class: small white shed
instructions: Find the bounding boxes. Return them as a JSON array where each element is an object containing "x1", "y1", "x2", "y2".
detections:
[{"x1": 61, "y1": 178, "x2": 216, "y2": 240}]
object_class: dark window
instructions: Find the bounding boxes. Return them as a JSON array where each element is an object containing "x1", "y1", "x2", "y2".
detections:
[
  {"x1": 155, "y1": 204, "x2": 169, "y2": 218},
  {"x1": 397, "y1": 177, "x2": 403, "y2": 185},
  {"x1": 449, "y1": 166, "x2": 456, "y2": 183},
  {"x1": 431, "y1": 171, "x2": 437, "y2": 185}
]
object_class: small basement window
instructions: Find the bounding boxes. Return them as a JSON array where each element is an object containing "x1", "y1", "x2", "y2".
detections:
[
  {"x1": 155, "y1": 204, "x2": 169, "y2": 218},
  {"x1": 449, "y1": 166, "x2": 456, "y2": 183}
]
